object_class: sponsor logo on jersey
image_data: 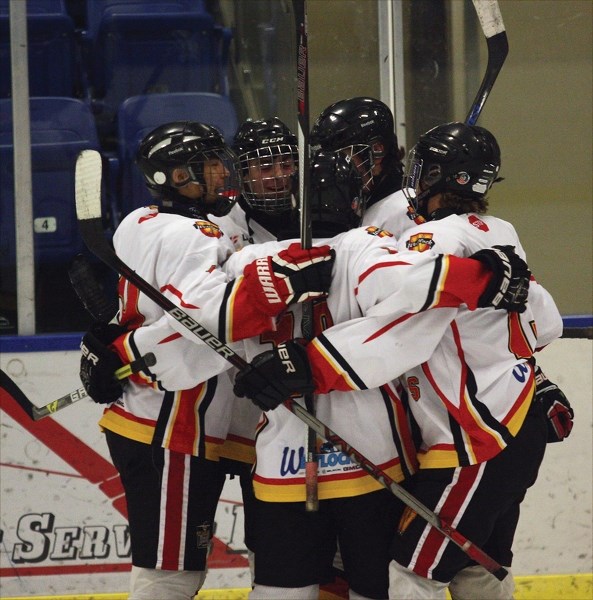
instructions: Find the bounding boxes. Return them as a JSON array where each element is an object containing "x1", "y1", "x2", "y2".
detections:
[
  {"x1": 280, "y1": 445, "x2": 356, "y2": 476},
  {"x1": 468, "y1": 214, "x2": 489, "y2": 231},
  {"x1": 365, "y1": 226, "x2": 393, "y2": 238},
  {"x1": 193, "y1": 220, "x2": 223, "y2": 238},
  {"x1": 406, "y1": 232, "x2": 434, "y2": 252}
]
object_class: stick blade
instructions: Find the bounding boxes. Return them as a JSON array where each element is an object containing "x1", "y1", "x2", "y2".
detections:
[
  {"x1": 75, "y1": 149, "x2": 103, "y2": 221},
  {"x1": 0, "y1": 369, "x2": 35, "y2": 420}
]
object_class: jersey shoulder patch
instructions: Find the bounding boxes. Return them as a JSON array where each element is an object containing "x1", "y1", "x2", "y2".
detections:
[
  {"x1": 406, "y1": 232, "x2": 434, "y2": 252},
  {"x1": 365, "y1": 225, "x2": 393, "y2": 238},
  {"x1": 193, "y1": 220, "x2": 223, "y2": 238}
]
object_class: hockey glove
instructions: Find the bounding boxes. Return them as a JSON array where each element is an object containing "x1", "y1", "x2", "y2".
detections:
[
  {"x1": 534, "y1": 365, "x2": 574, "y2": 443},
  {"x1": 471, "y1": 245, "x2": 530, "y2": 312},
  {"x1": 243, "y1": 243, "x2": 335, "y2": 315},
  {"x1": 80, "y1": 322, "x2": 127, "y2": 404},
  {"x1": 234, "y1": 340, "x2": 315, "y2": 412}
]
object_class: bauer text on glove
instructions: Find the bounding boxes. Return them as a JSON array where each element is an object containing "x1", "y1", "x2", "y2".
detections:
[
  {"x1": 233, "y1": 340, "x2": 315, "y2": 411},
  {"x1": 80, "y1": 322, "x2": 127, "y2": 404}
]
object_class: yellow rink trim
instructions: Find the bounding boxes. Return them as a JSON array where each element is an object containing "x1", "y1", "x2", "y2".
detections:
[{"x1": 3, "y1": 573, "x2": 592, "y2": 600}]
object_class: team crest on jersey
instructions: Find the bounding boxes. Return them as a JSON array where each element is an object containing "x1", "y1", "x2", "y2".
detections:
[
  {"x1": 406, "y1": 232, "x2": 434, "y2": 252},
  {"x1": 468, "y1": 214, "x2": 489, "y2": 231},
  {"x1": 365, "y1": 226, "x2": 393, "y2": 238},
  {"x1": 193, "y1": 220, "x2": 222, "y2": 238}
]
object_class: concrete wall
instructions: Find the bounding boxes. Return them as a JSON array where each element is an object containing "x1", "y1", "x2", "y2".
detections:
[{"x1": 0, "y1": 338, "x2": 591, "y2": 596}]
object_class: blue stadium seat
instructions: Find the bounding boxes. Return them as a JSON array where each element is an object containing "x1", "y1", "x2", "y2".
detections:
[
  {"x1": 85, "y1": 0, "x2": 208, "y2": 40},
  {"x1": 116, "y1": 92, "x2": 238, "y2": 217},
  {"x1": 0, "y1": 0, "x2": 79, "y2": 98},
  {"x1": 82, "y1": 2, "x2": 232, "y2": 140},
  {"x1": 0, "y1": 97, "x2": 102, "y2": 268}
]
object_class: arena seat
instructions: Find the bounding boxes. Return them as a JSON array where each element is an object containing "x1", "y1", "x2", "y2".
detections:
[
  {"x1": 84, "y1": 0, "x2": 208, "y2": 40},
  {"x1": 81, "y1": 2, "x2": 232, "y2": 141},
  {"x1": 0, "y1": 0, "x2": 79, "y2": 98},
  {"x1": 0, "y1": 97, "x2": 103, "y2": 268},
  {"x1": 115, "y1": 92, "x2": 238, "y2": 217}
]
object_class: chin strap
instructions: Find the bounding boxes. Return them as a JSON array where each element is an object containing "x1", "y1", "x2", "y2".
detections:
[{"x1": 159, "y1": 198, "x2": 206, "y2": 219}]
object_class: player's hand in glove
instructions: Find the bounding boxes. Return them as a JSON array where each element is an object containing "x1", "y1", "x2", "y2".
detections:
[
  {"x1": 80, "y1": 322, "x2": 127, "y2": 404},
  {"x1": 234, "y1": 340, "x2": 315, "y2": 411},
  {"x1": 534, "y1": 364, "x2": 574, "y2": 442},
  {"x1": 243, "y1": 243, "x2": 335, "y2": 315},
  {"x1": 471, "y1": 245, "x2": 530, "y2": 312}
]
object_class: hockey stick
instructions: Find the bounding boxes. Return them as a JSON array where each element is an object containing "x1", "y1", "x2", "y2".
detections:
[
  {"x1": 75, "y1": 149, "x2": 507, "y2": 580},
  {"x1": 0, "y1": 353, "x2": 155, "y2": 420},
  {"x1": 465, "y1": 0, "x2": 508, "y2": 125},
  {"x1": 293, "y1": 0, "x2": 318, "y2": 512}
]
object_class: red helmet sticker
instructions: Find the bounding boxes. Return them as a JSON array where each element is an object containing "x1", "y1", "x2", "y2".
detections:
[{"x1": 455, "y1": 171, "x2": 470, "y2": 185}]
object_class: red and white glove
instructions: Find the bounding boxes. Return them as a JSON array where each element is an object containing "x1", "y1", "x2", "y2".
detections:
[
  {"x1": 534, "y1": 365, "x2": 574, "y2": 443},
  {"x1": 242, "y1": 243, "x2": 335, "y2": 315}
]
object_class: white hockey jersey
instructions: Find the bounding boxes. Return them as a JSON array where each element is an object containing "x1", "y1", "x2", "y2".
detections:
[
  {"x1": 396, "y1": 213, "x2": 562, "y2": 468},
  {"x1": 222, "y1": 226, "x2": 503, "y2": 502},
  {"x1": 99, "y1": 205, "x2": 278, "y2": 458},
  {"x1": 304, "y1": 213, "x2": 563, "y2": 469}
]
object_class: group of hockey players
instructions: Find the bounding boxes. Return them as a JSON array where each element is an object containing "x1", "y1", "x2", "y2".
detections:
[{"x1": 78, "y1": 96, "x2": 574, "y2": 600}]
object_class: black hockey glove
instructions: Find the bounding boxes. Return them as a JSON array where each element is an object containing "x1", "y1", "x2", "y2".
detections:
[
  {"x1": 534, "y1": 365, "x2": 574, "y2": 443},
  {"x1": 234, "y1": 340, "x2": 315, "y2": 412},
  {"x1": 471, "y1": 245, "x2": 530, "y2": 312},
  {"x1": 80, "y1": 322, "x2": 127, "y2": 404}
]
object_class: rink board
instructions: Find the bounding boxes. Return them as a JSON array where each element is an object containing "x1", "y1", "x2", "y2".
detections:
[{"x1": 0, "y1": 336, "x2": 591, "y2": 598}]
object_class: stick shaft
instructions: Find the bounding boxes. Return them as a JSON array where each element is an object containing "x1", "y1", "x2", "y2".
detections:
[
  {"x1": 1, "y1": 353, "x2": 155, "y2": 420},
  {"x1": 293, "y1": 0, "x2": 318, "y2": 512},
  {"x1": 284, "y1": 400, "x2": 507, "y2": 580},
  {"x1": 465, "y1": 1, "x2": 508, "y2": 125}
]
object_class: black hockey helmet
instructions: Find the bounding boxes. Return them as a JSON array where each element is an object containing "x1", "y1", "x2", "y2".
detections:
[
  {"x1": 232, "y1": 117, "x2": 298, "y2": 214},
  {"x1": 403, "y1": 121, "x2": 501, "y2": 213},
  {"x1": 136, "y1": 121, "x2": 239, "y2": 217},
  {"x1": 310, "y1": 97, "x2": 397, "y2": 192},
  {"x1": 309, "y1": 149, "x2": 366, "y2": 236}
]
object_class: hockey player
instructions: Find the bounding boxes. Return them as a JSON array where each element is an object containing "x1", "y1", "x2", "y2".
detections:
[
  {"x1": 311, "y1": 95, "x2": 421, "y2": 237},
  {"x1": 234, "y1": 124, "x2": 569, "y2": 600},
  {"x1": 212, "y1": 116, "x2": 300, "y2": 248},
  {"x1": 210, "y1": 117, "x2": 301, "y2": 567},
  {"x1": 227, "y1": 149, "x2": 533, "y2": 600},
  {"x1": 390, "y1": 122, "x2": 573, "y2": 600},
  {"x1": 78, "y1": 121, "x2": 335, "y2": 600}
]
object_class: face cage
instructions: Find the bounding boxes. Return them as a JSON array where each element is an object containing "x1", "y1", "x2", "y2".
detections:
[
  {"x1": 238, "y1": 144, "x2": 298, "y2": 214},
  {"x1": 335, "y1": 144, "x2": 374, "y2": 192},
  {"x1": 180, "y1": 147, "x2": 240, "y2": 216},
  {"x1": 402, "y1": 148, "x2": 424, "y2": 209}
]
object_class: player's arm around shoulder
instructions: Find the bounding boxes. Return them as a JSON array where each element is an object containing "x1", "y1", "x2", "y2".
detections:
[{"x1": 222, "y1": 239, "x2": 289, "y2": 279}]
